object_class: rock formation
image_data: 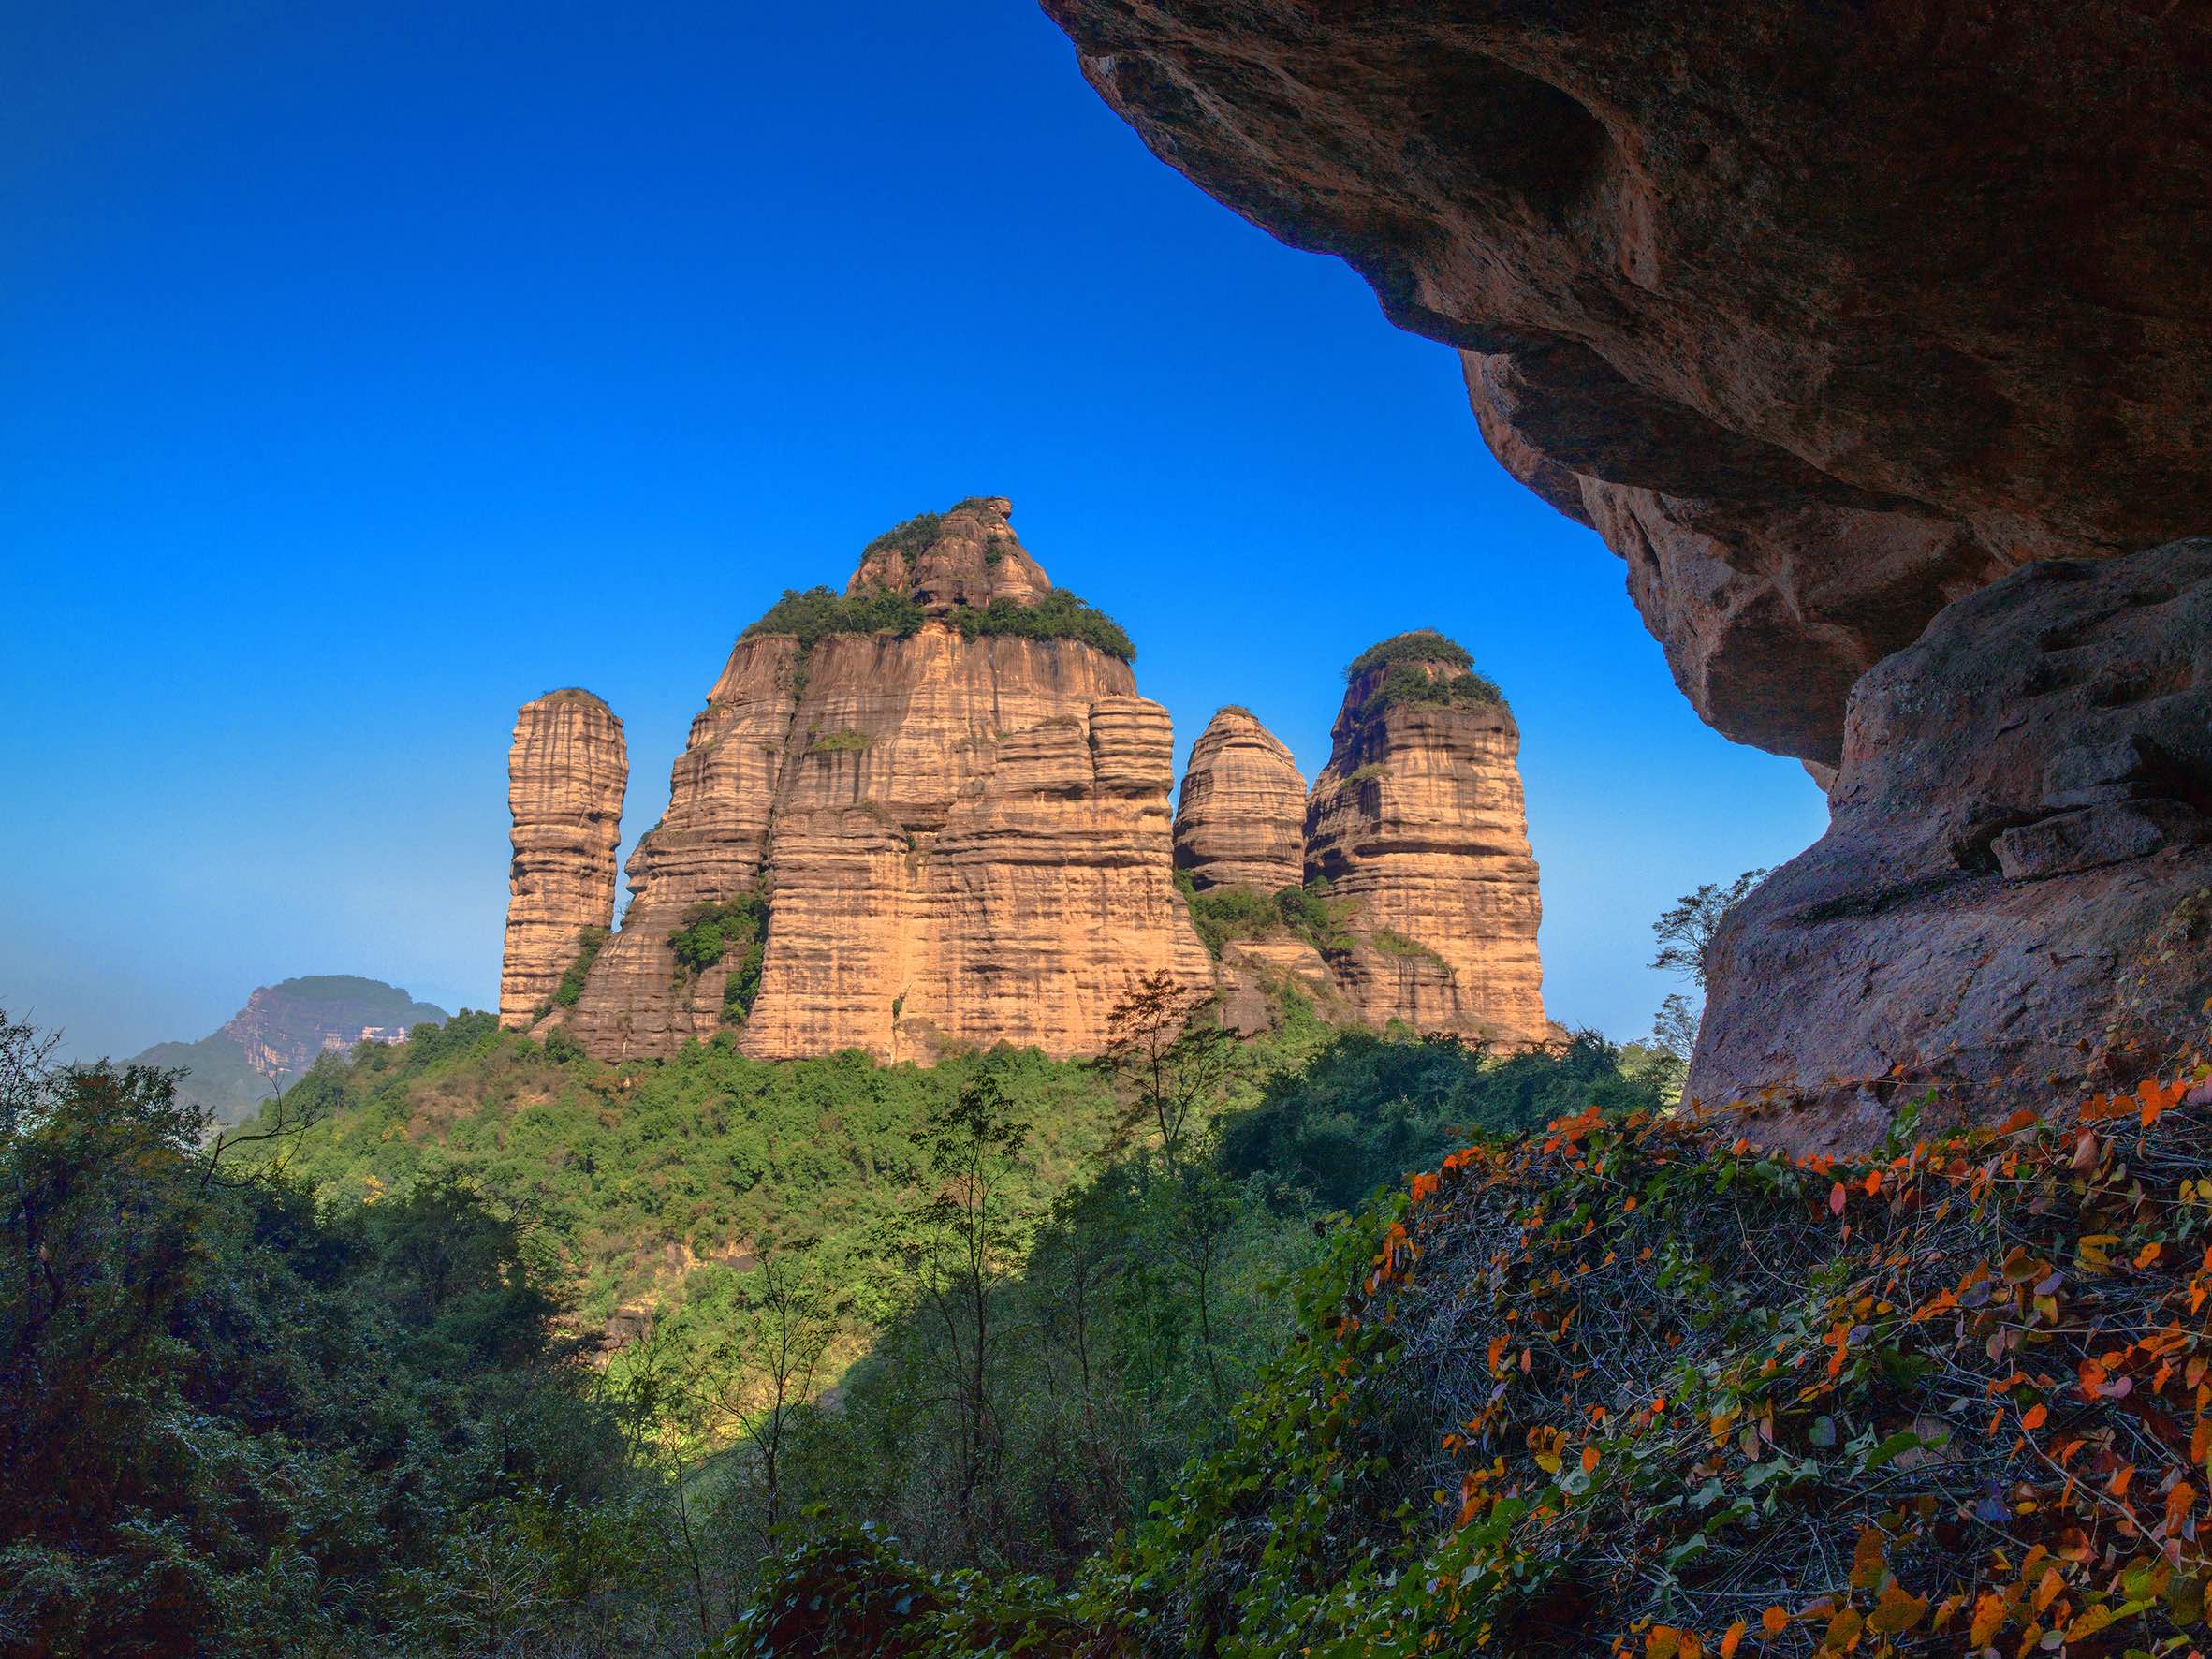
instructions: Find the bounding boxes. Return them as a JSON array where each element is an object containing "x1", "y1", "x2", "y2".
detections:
[
  {"x1": 1302, "y1": 638, "x2": 1547, "y2": 1046},
  {"x1": 1173, "y1": 706, "x2": 1307, "y2": 892},
  {"x1": 1042, "y1": 2, "x2": 2212, "y2": 1133},
  {"x1": 500, "y1": 690, "x2": 628, "y2": 1026},
  {"x1": 133, "y1": 976, "x2": 449, "y2": 1127},
  {"x1": 1041, "y1": 2, "x2": 2211, "y2": 765},
  {"x1": 562, "y1": 498, "x2": 1212, "y2": 1062},
  {"x1": 1692, "y1": 540, "x2": 2212, "y2": 1153}
]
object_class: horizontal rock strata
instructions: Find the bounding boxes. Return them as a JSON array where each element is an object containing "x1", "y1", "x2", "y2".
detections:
[
  {"x1": 499, "y1": 690, "x2": 627, "y2": 1026},
  {"x1": 1302, "y1": 653, "x2": 1547, "y2": 1046},
  {"x1": 1173, "y1": 706, "x2": 1308, "y2": 892},
  {"x1": 562, "y1": 499, "x2": 1211, "y2": 1062}
]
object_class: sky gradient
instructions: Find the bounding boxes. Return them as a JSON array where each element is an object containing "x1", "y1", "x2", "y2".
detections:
[{"x1": 1, "y1": 0, "x2": 1828, "y2": 1061}]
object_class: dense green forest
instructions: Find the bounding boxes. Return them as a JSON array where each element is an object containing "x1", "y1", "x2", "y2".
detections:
[
  {"x1": 22, "y1": 984, "x2": 2201, "y2": 1657},
  {"x1": 0, "y1": 984, "x2": 1681, "y2": 1654}
]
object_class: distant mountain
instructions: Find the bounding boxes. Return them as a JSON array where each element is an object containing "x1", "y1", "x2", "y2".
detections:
[{"x1": 132, "y1": 976, "x2": 449, "y2": 1126}]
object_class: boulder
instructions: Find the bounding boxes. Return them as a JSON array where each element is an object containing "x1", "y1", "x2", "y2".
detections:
[{"x1": 1691, "y1": 540, "x2": 2212, "y2": 1152}]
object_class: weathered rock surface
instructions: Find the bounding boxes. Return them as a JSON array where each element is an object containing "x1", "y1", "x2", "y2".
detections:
[
  {"x1": 847, "y1": 495, "x2": 1047, "y2": 609},
  {"x1": 564, "y1": 500, "x2": 1212, "y2": 1062},
  {"x1": 1042, "y1": 1, "x2": 2212, "y2": 764},
  {"x1": 1303, "y1": 655, "x2": 1547, "y2": 1046},
  {"x1": 499, "y1": 690, "x2": 627, "y2": 1026},
  {"x1": 1692, "y1": 540, "x2": 2212, "y2": 1153},
  {"x1": 1173, "y1": 706, "x2": 1307, "y2": 891}
]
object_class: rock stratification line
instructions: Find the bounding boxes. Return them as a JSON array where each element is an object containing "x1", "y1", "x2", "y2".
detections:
[
  {"x1": 500, "y1": 690, "x2": 627, "y2": 1026},
  {"x1": 561, "y1": 498, "x2": 1210, "y2": 1062},
  {"x1": 1303, "y1": 643, "x2": 1547, "y2": 1047},
  {"x1": 1174, "y1": 706, "x2": 1308, "y2": 893}
]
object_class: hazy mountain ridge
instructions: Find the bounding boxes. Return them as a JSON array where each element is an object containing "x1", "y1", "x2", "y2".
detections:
[{"x1": 131, "y1": 974, "x2": 448, "y2": 1126}]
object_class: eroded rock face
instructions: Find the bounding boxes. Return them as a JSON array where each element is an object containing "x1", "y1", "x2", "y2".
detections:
[
  {"x1": 1303, "y1": 658, "x2": 1547, "y2": 1045},
  {"x1": 500, "y1": 690, "x2": 626, "y2": 1026},
  {"x1": 564, "y1": 501, "x2": 1211, "y2": 1062},
  {"x1": 1042, "y1": 1, "x2": 2212, "y2": 762},
  {"x1": 847, "y1": 495, "x2": 1048, "y2": 609},
  {"x1": 1174, "y1": 706, "x2": 1308, "y2": 891},
  {"x1": 1691, "y1": 540, "x2": 2212, "y2": 1153}
]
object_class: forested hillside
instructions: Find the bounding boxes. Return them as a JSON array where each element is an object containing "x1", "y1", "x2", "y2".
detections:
[
  {"x1": 0, "y1": 990, "x2": 1678, "y2": 1654},
  {"x1": 14, "y1": 990, "x2": 2210, "y2": 1656}
]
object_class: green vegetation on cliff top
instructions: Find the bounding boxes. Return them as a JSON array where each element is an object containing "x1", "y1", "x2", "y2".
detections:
[
  {"x1": 1344, "y1": 627, "x2": 1474, "y2": 680},
  {"x1": 1345, "y1": 628, "x2": 1506, "y2": 719},
  {"x1": 739, "y1": 506, "x2": 1135, "y2": 664},
  {"x1": 742, "y1": 582, "x2": 1136, "y2": 665}
]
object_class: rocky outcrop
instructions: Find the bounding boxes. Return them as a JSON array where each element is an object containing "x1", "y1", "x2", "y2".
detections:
[
  {"x1": 846, "y1": 495, "x2": 1048, "y2": 609},
  {"x1": 500, "y1": 690, "x2": 627, "y2": 1026},
  {"x1": 1301, "y1": 641, "x2": 1547, "y2": 1046},
  {"x1": 1042, "y1": 1, "x2": 2211, "y2": 1136},
  {"x1": 1173, "y1": 707, "x2": 1307, "y2": 892},
  {"x1": 563, "y1": 499, "x2": 1212, "y2": 1062},
  {"x1": 1692, "y1": 540, "x2": 2212, "y2": 1153},
  {"x1": 134, "y1": 976, "x2": 449, "y2": 1127},
  {"x1": 1041, "y1": 1, "x2": 2211, "y2": 766}
]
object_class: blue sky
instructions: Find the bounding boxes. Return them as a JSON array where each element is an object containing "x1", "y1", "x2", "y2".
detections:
[{"x1": 0, "y1": 0, "x2": 1825, "y2": 1061}]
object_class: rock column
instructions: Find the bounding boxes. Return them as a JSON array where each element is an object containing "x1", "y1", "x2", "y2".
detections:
[
  {"x1": 500, "y1": 690, "x2": 627, "y2": 1026},
  {"x1": 1174, "y1": 706, "x2": 1308, "y2": 891},
  {"x1": 1304, "y1": 653, "x2": 1547, "y2": 1045}
]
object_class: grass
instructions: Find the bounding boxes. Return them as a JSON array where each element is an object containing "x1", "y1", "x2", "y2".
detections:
[{"x1": 1369, "y1": 927, "x2": 1444, "y2": 964}]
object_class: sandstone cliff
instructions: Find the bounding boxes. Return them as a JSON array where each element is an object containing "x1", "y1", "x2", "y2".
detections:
[
  {"x1": 1042, "y1": 2, "x2": 2212, "y2": 1137},
  {"x1": 1173, "y1": 706, "x2": 1306, "y2": 892},
  {"x1": 561, "y1": 499, "x2": 1211, "y2": 1062},
  {"x1": 500, "y1": 690, "x2": 627, "y2": 1026},
  {"x1": 1042, "y1": 1, "x2": 2209, "y2": 765},
  {"x1": 1301, "y1": 637, "x2": 1546, "y2": 1046}
]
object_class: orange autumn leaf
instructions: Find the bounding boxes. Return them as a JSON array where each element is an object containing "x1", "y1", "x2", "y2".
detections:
[
  {"x1": 1581, "y1": 1444, "x2": 1601, "y2": 1475},
  {"x1": 2165, "y1": 1482, "x2": 2197, "y2": 1531},
  {"x1": 1969, "y1": 1592, "x2": 2007, "y2": 1646},
  {"x1": 1718, "y1": 1620, "x2": 1746, "y2": 1658},
  {"x1": 1829, "y1": 1182, "x2": 1847, "y2": 1216},
  {"x1": 2033, "y1": 1566, "x2": 2064, "y2": 1613},
  {"x1": 1761, "y1": 1607, "x2": 1789, "y2": 1637},
  {"x1": 2023, "y1": 1403, "x2": 2048, "y2": 1431}
]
